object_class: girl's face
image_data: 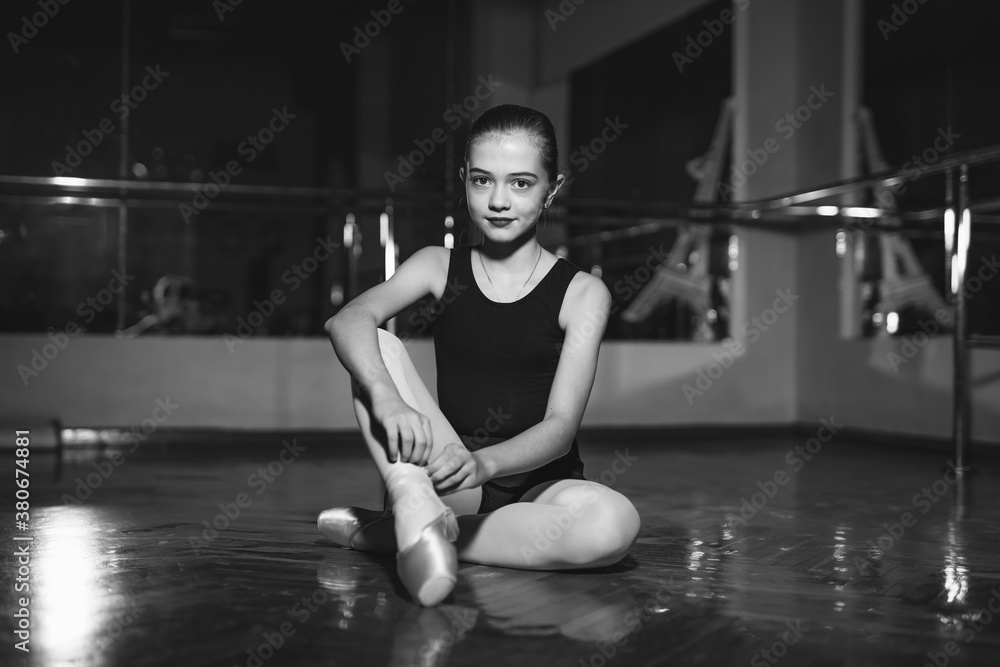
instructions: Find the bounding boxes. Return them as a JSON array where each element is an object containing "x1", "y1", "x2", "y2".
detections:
[{"x1": 463, "y1": 133, "x2": 562, "y2": 244}]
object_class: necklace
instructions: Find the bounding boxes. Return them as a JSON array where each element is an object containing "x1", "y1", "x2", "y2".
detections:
[{"x1": 478, "y1": 245, "x2": 542, "y2": 303}]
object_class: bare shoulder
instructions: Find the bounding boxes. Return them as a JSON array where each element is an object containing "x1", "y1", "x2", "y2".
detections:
[
  {"x1": 402, "y1": 246, "x2": 451, "y2": 300},
  {"x1": 559, "y1": 267, "x2": 612, "y2": 331},
  {"x1": 407, "y1": 245, "x2": 450, "y2": 268}
]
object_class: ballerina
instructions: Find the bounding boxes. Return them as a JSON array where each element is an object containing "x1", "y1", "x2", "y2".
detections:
[{"x1": 320, "y1": 104, "x2": 641, "y2": 606}]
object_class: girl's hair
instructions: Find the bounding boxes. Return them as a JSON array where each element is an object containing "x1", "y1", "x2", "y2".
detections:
[{"x1": 464, "y1": 104, "x2": 559, "y2": 183}]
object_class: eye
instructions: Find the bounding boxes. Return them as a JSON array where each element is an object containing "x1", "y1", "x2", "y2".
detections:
[
  {"x1": 471, "y1": 176, "x2": 490, "y2": 187},
  {"x1": 512, "y1": 179, "x2": 532, "y2": 190}
]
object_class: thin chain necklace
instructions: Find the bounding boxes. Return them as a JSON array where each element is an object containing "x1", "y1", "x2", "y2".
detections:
[{"x1": 478, "y1": 245, "x2": 542, "y2": 303}]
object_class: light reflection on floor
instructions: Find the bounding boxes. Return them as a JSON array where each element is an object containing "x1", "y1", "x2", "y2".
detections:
[
  {"x1": 2, "y1": 437, "x2": 999, "y2": 667},
  {"x1": 34, "y1": 506, "x2": 109, "y2": 667}
]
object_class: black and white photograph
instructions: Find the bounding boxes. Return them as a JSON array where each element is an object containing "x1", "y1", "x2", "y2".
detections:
[{"x1": 1, "y1": 1, "x2": 999, "y2": 665}]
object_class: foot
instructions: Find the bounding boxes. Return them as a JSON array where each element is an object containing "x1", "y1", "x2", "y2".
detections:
[
  {"x1": 317, "y1": 507, "x2": 396, "y2": 554},
  {"x1": 396, "y1": 508, "x2": 460, "y2": 606}
]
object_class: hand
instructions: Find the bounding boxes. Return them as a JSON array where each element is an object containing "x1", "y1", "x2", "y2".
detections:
[
  {"x1": 371, "y1": 396, "x2": 433, "y2": 465},
  {"x1": 425, "y1": 443, "x2": 489, "y2": 494}
]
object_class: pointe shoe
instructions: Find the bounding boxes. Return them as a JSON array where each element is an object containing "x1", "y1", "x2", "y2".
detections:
[
  {"x1": 317, "y1": 507, "x2": 396, "y2": 554},
  {"x1": 396, "y1": 508, "x2": 460, "y2": 607}
]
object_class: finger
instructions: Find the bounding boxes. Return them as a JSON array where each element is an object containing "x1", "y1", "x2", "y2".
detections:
[
  {"x1": 426, "y1": 444, "x2": 460, "y2": 480},
  {"x1": 425, "y1": 443, "x2": 453, "y2": 474},
  {"x1": 441, "y1": 474, "x2": 472, "y2": 495},
  {"x1": 398, "y1": 424, "x2": 414, "y2": 462},
  {"x1": 409, "y1": 416, "x2": 428, "y2": 465},
  {"x1": 428, "y1": 458, "x2": 460, "y2": 484},
  {"x1": 426, "y1": 449, "x2": 457, "y2": 481},
  {"x1": 434, "y1": 460, "x2": 471, "y2": 490},
  {"x1": 424, "y1": 455, "x2": 442, "y2": 477},
  {"x1": 385, "y1": 420, "x2": 399, "y2": 463},
  {"x1": 419, "y1": 418, "x2": 434, "y2": 466}
]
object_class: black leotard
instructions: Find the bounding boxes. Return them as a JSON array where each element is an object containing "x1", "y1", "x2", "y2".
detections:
[{"x1": 433, "y1": 244, "x2": 586, "y2": 511}]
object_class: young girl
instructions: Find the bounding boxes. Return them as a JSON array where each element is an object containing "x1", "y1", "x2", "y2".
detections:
[{"x1": 319, "y1": 104, "x2": 641, "y2": 606}]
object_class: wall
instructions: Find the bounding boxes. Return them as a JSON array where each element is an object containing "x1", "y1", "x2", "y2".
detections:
[
  {"x1": 0, "y1": 333, "x2": 793, "y2": 430},
  {"x1": 733, "y1": 0, "x2": 1000, "y2": 445},
  {"x1": 3, "y1": 326, "x2": 996, "y2": 441},
  {"x1": 3, "y1": 0, "x2": 997, "y2": 446}
]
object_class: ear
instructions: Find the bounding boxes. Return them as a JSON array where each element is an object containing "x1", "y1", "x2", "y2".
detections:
[
  {"x1": 458, "y1": 162, "x2": 467, "y2": 185},
  {"x1": 544, "y1": 173, "x2": 566, "y2": 208}
]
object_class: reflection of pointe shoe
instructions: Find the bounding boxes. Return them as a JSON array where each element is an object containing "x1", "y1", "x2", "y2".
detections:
[
  {"x1": 390, "y1": 605, "x2": 477, "y2": 667},
  {"x1": 397, "y1": 508, "x2": 459, "y2": 607},
  {"x1": 317, "y1": 507, "x2": 396, "y2": 554}
]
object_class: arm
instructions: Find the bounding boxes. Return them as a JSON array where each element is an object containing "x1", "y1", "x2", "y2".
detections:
[
  {"x1": 429, "y1": 273, "x2": 611, "y2": 490},
  {"x1": 325, "y1": 246, "x2": 448, "y2": 464}
]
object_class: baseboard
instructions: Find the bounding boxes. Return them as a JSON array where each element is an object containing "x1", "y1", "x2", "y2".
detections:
[
  {"x1": 579, "y1": 422, "x2": 998, "y2": 457},
  {"x1": 801, "y1": 424, "x2": 998, "y2": 456},
  {"x1": 6, "y1": 423, "x2": 996, "y2": 458}
]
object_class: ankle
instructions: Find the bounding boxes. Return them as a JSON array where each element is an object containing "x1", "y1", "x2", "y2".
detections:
[
  {"x1": 385, "y1": 465, "x2": 439, "y2": 512},
  {"x1": 384, "y1": 465, "x2": 451, "y2": 552}
]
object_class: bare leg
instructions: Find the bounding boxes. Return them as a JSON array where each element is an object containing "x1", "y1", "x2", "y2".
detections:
[
  {"x1": 351, "y1": 328, "x2": 482, "y2": 520},
  {"x1": 453, "y1": 479, "x2": 641, "y2": 569},
  {"x1": 345, "y1": 330, "x2": 640, "y2": 570}
]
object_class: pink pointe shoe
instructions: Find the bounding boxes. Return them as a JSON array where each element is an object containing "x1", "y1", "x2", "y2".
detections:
[{"x1": 396, "y1": 508, "x2": 460, "y2": 607}]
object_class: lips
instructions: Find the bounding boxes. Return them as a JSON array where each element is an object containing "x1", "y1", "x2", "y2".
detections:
[{"x1": 487, "y1": 217, "x2": 514, "y2": 227}]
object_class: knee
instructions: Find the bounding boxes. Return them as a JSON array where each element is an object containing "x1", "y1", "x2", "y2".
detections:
[
  {"x1": 565, "y1": 491, "x2": 641, "y2": 567},
  {"x1": 591, "y1": 498, "x2": 641, "y2": 566}
]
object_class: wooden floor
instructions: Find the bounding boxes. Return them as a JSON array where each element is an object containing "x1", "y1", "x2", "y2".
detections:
[{"x1": 3, "y1": 432, "x2": 1000, "y2": 667}]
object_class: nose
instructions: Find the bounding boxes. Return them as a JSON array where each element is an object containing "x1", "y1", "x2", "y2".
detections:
[{"x1": 488, "y1": 185, "x2": 510, "y2": 212}]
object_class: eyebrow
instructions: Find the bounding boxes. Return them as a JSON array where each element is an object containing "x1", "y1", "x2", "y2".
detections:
[{"x1": 468, "y1": 167, "x2": 538, "y2": 179}]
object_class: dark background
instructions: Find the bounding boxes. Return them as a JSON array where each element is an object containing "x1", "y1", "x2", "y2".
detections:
[{"x1": 1, "y1": 0, "x2": 997, "y2": 337}]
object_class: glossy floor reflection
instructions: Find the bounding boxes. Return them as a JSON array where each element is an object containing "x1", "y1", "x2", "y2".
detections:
[{"x1": 3, "y1": 433, "x2": 1000, "y2": 666}]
